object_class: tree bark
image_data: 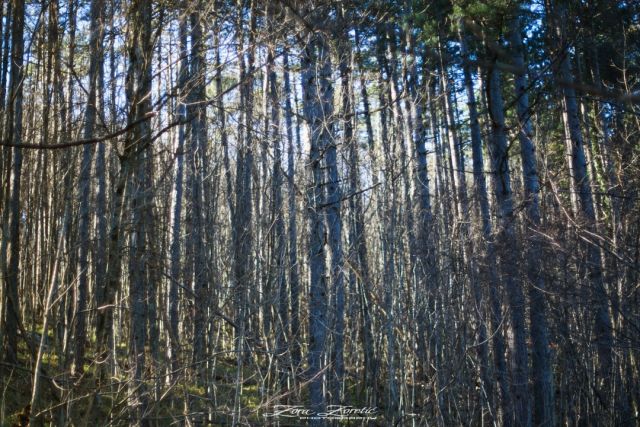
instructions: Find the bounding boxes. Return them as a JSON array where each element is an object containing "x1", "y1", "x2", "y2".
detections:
[
  {"x1": 74, "y1": 0, "x2": 104, "y2": 376},
  {"x1": 301, "y1": 31, "x2": 334, "y2": 424},
  {"x1": 232, "y1": 2, "x2": 255, "y2": 423},
  {"x1": 125, "y1": 0, "x2": 154, "y2": 423},
  {"x1": 3, "y1": 0, "x2": 26, "y2": 365},
  {"x1": 486, "y1": 55, "x2": 531, "y2": 427},
  {"x1": 283, "y1": 50, "x2": 301, "y2": 372},
  {"x1": 548, "y1": 1, "x2": 614, "y2": 407},
  {"x1": 168, "y1": 8, "x2": 188, "y2": 382},
  {"x1": 353, "y1": 29, "x2": 378, "y2": 404},
  {"x1": 458, "y1": 22, "x2": 496, "y2": 422},
  {"x1": 508, "y1": 14, "x2": 554, "y2": 426},
  {"x1": 188, "y1": 2, "x2": 208, "y2": 383}
]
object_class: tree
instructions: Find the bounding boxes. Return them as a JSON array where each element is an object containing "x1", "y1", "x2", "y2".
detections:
[
  {"x1": 74, "y1": 0, "x2": 105, "y2": 376},
  {"x1": 0, "y1": 1, "x2": 638, "y2": 424},
  {"x1": 486, "y1": 38, "x2": 531, "y2": 427},
  {"x1": 300, "y1": 27, "x2": 334, "y2": 423},
  {"x1": 3, "y1": 0, "x2": 26, "y2": 365},
  {"x1": 508, "y1": 12, "x2": 554, "y2": 425}
]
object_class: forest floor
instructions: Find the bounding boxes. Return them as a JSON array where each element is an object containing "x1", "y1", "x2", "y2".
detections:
[
  {"x1": 1, "y1": 329, "x2": 402, "y2": 425},
  {"x1": 1, "y1": 349, "x2": 391, "y2": 425},
  {"x1": 0, "y1": 337, "x2": 273, "y2": 426},
  {"x1": 2, "y1": 339, "x2": 388, "y2": 425}
]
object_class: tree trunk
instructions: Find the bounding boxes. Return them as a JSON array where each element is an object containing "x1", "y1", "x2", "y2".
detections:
[
  {"x1": 125, "y1": 0, "x2": 154, "y2": 423},
  {"x1": 74, "y1": 0, "x2": 104, "y2": 376},
  {"x1": 486, "y1": 56, "x2": 531, "y2": 427},
  {"x1": 301, "y1": 32, "x2": 334, "y2": 424},
  {"x1": 458, "y1": 22, "x2": 496, "y2": 422},
  {"x1": 188, "y1": 3, "x2": 208, "y2": 384},
  {"x1": 508, "y1": 14, "x2": 555, "y2": 426},
  {"x1": 264, "y1": 17, "x2": 288, "y2": 387},
  {"x1": 168, "y1": 9, "x2": 188, "y2": 382},
  {"x1": 353, "y1": 29, "x2": 378, "y2": 404},
  {"x1": 232, "y1": 2, "x2": 255, "y2": 423},
  {"x1": 548, "y1": 2, "x2": 614, "y2": 410},
  {"x1": 3, "y1": 0, "x2": 26, "y2": 365},
  {"x1": 282, "y1": 50, "x2": 301, "y2": 372}
]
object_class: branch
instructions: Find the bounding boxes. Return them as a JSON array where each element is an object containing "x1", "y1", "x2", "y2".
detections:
[
  {"x1": 0, "y1": 112, "x2": 157, "y2": 149},
  {"x1": 464, "y1": 18, "x2": 640, "y2": 104},
  {"x1": 558, "y1": 79, "x2": 640, "y2": 104},
  {"x1": 275, "y1": 0, "x2": 315, "y2": 34}
]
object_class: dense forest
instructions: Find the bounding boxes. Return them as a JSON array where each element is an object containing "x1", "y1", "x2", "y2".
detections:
[{"x1": 0, "y1": 0, "x2": 639, "y2": 425}]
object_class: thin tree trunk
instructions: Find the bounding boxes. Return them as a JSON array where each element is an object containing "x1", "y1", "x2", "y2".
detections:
[
  {"x1": 508, "y1": 14, "x2": 554, "y2": 426},
  {"x1": 232, "y1": 2, "x2": 255, "y2": 423},
  {"x1": 188, "y1": 2, "x2": 208, "y2": 384},
  {"x1": 426, "y1": 78, "x2": 448, "y2": 423},
  {"x1": 458, "y1": 22, "x2": 496, "y2": 422},
  {"x1": 548, "y1": 2, "x2": 614, "y2": 411},
  {"x1": 375, "y1": 30, "x2": 401, "y2": 421},
  {"x1": 0, "y1": 0, "x2": 11, "y2": 141},
  {"x1": 301, "y1": 31, "x2": 334, "y2": 424},
  {"x1": 74, "y1": 0, "x2": 104, "y2": 376},
  {"x1": 214, "y1": 8, "x2": 234, "y2": 223},
  {"x1": 125, "y1": 0, "x2": 154, "y2": 423},
  {"x1": 473, "y1": 76, "x2": 509, "y2": 421},
  {"x1": 3, "y1": 0, "x2": 26, "y2": 365},
  {"x1": 486, "y1": 57, "x2": 531, "y2": 427},
  {"x1": 168, "y1": 8, "x2": 188, "y2": 382},
  {"x1": 264, "y1": 15, "x2": 287, "y2": 386},
  {"x1": 282, "y1": 50, "x2": 301, "y2": 372},
  {"x1": 353, "y1": 29, "x2": 378, "y2": 404},
  {"x1": 30, "y1": 200, "x2": 68, "y2": 423}
]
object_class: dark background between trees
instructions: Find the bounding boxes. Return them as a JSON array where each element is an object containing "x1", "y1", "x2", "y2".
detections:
[{"x1": 0, "y1": 0, "x2": 639, "y2": 425}]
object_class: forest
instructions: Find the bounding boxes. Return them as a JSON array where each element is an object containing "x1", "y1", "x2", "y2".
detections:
[{"x1": 0, "y1": 0, "x2": 639, "y2": 425}]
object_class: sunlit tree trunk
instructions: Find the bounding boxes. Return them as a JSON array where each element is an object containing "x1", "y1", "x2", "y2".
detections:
[
  {"x1": 168, "y1": 9, "x2": 188, "y2": 382},
  {"x1": 188, "y1": 2, "x2": 208, "y2": 384},
  {"x1": 301, "y1": 31, "x2": 334, "y2": 424},
  {"x1": 282, "y1": 50, "x2": 301, "y2": 374}
]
